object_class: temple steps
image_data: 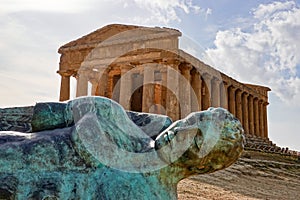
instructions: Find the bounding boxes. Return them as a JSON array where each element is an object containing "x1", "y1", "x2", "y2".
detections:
[{"x1": 244, "y1": 135, "x2": 299, "y2": 159}]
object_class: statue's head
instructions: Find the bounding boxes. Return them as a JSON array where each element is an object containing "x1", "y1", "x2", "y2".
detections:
[{"x1": 155, "y1": 107, "x2": 244, "y2": 177}]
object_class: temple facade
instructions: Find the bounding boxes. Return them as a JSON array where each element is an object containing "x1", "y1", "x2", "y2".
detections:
[{"x1": 57, "y1": 24, "x2": 270, "y2": 140}]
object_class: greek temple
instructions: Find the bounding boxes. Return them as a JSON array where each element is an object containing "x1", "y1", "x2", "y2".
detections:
[{"x1": 57, "y1": 24, "x2": 270, "y2": 141}]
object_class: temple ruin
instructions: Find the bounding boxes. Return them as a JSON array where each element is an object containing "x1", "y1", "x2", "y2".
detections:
[{"x1": 57, "y1": 24, "x2": 270, "y2": 141}]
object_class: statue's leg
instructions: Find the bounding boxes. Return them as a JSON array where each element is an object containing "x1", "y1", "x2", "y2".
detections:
[{"x1": 0, "y1": 106, "x2": 34, "y2": 132}]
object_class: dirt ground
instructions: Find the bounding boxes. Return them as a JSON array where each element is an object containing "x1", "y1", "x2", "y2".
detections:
[{"x1": 177, "y1": 151, "x2": 300, "y2": 200}]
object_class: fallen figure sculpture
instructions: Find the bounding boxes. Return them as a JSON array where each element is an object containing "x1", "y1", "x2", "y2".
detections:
[{"x1": 0, "y1": 96, "x2": 244, "y2": 200}]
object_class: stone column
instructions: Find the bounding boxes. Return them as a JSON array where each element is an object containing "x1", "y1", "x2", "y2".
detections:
[
  {"x1": 76, "y1": 71, "x2": 88, "y2": 97},
  {"x1": 179, "y1": 64, "x2": 192, "y2": 118},
  {"x1": 228, "y1": 86, "x2": 236, "y2": 116},
  {"x1": 96, "y1": 68, "x2": 109, "y2": 97},
  {"x1": 259, "y1": 100, "x2": 265, "y2": 139},
  {"x1": 160, "y1": 68, "x2": 167, "y2": 112},
  {"x1": 119, "y1": 65, "x2": 133, "y2": 110},
  {"x1": 220, "y1": 81, "x2": 229, "y2": 110},
  {"x1": 166, "y1": 62, "x2": 180, "y2": 120},
  {"x1": 263, "y1": 102, "x2": 269, "y2": 139},
  {"x1": 191, "y1": 69, "x2": 202, "y2": 111},
  {"x1": 201, "y1": 73, "x2": 212, "y2": 110},
  {"x1": 242, "y1": 93, "x2": 249, "y2": 135},
  {"x1": 211, "y1": 78, "x2": 221, "y2": 107},
  {"x1": 59, "y1": 73, "x2": 71, "y2": 101},
  {"x1": 90, "y1": 79, "x2": 98, "y2": 96},
  {"x1": 248, "y1": 95, "x2": 255, "y2": 136},
  {"x1": 253, "y1": 97, "x2": 260, "y2": 137},
  {"x1": 142, "y1": 65, "x2": 155, "y2": 113},
  {"x1": 235, "y1": 89, "x2": 243, "y2": 123}
]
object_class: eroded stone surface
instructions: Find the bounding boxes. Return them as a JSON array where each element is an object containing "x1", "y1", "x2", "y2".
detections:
[{"x1": 0, "y1": 96, "x2": 244, "y2": 200}]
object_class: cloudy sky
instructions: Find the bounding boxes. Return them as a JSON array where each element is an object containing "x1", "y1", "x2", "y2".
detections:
[{"x1": 0, "y1": 0, "x2": 299, "y2": 151}]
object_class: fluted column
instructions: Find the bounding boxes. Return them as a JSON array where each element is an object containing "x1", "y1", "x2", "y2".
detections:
[
  {"x1": 142, "y1": 65, "x2": 155, "y2": 113},
  {"x1": 59, "y1": 73, "x2": 71, "y2": 101},
  {"x1": 160, "y1": 68, "x2": 167, "y2": 113},
  {"x1": 228, "y1": 86, "x2": 236, "y2": 116},
  {"x1": 179, "y1": 64, "x2": 192, "y2": 118},
  {"x1": 235, "y1": 89, "x2": 243, "y2": 123},
  {"x1": 220, "y1": 81, "x2": 229, "y2": 110},
  {"x1": 119, "y1": 65, "x2": 132, "y2": 110},
  {"x1": 263, "y1": 102, "x2": 269, "y2": 139},
  {"x1": 202, "y1": 73, "x2": 212, "y2": 110},
  {"x1": 253, "y1": 97, "x2": 260, "y2": 137},
  {"x1": 90, "y1": 79, "x2": 98, "y2": 96},
  {"x1": 248, "y1": 95, "x2": 254, "y2": 136},
  {"x1": 259, "y1": 100, "x2": 265, "y2": 139},
  {"x1": 166, "y1": 62, "x2": 180, "y2": 120},
  {"x1": 96, "y1": 68, "x2": 109, "y2": 97},
  {"x1": 242, "y1": 93, "x2": 249, "y2": 135},
  {"x1": 191, "y1": 69, "x2": 202, "y2": 111},
  {"x1": 76, "y1": 72, "x2": 88, "y2": 97},
  {"x1": 211, "y1": 78, "x2": 221, "y2": 107}
]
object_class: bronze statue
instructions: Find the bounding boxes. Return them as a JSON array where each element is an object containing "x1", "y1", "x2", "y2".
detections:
[{"x1": 0, "y1": 96, "x2": 244, "y2": 199}]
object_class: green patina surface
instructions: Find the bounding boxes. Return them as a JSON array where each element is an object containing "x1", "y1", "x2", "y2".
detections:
[{"x1": 0, "y1": 96, "x2": 244, "y2": 200}]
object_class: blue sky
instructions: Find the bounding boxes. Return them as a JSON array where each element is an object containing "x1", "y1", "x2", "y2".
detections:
[{"x1": 0, "y1": 0, "x2": 299, "y2": 151}]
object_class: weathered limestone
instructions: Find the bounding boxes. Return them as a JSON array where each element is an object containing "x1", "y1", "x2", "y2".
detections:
[
  {"x1": 253, "y1": 98, "x2": 260, "y2": 137},
  {"x1": 59, "y1": 74, "x2": 71, "y2": 101},
  {"x1": 220, "y1": 81, "x2": 228, "y2": 110},
  {"x1": 242, "y1": 93, "x2": 249, "y2": 135},
  {"x1": 211, "y1": 78, "x2": 221, "y2": 107},
  {"x1": 179, "y1": 64, "x2": 192, "y2": 118},
  {"x1": 228, "y1": 86, "x2": 236, "y2": 116},
  {"x1": 76, "y1": 72, "x2": 88, "y2": 97},
  {"x1": 201, "y1": 73, "x2": 212, "y2": 110},
  {"x1": 263, "y1": 102, "x2": 269, "y2": 139},
  {"x1": 235, "y1": 89, "x2": 243, "y2": 123},
  {"x1": 190, "y1": 69, "x2": 202, "y2": 111},
  {"x1": 166, "y1": 63, "x2": 180, "y2": 120},
  {"x1": 248, "y1": 95, "x2": 255, "y2": 136},
  {"x1": 57, "y1": 24, "x2": 271, "y2": 140},
  {"x1": 142, "y1": 65, "x2": 155, "y2": 113},
  {"x1": 119, "y1": 65, "x2": 133, "y2": 110}
]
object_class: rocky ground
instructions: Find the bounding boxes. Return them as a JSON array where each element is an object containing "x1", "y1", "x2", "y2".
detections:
[{"x1": 178, "y1": 151, "x2": 300, "y2": 200}]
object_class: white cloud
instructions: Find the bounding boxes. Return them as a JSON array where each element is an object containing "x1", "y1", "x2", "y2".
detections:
[
  {"x1": 0, "y1": 0, "x2": 94, "y2": 14},
  {"x1": 132, "y1": 0, "x2": 202, "y2": 23},
  {"x1": 203, "y1": 1, "x2": 300, "y2": 105}
]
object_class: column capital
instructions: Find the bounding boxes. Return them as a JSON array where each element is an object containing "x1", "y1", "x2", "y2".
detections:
[
  {"x1": 236, "y1": 89, "x2": 243, "y2": 95},
  {"x1": 242, "y1": 92, "x2": 249, "y2": 97},
  {"x1": 228, "y1": 85, "x2": 237, "y2": 91},
  {"x1": 212, "y1": 77, "x2": 222, "y2": 84},
  {"x1": 179, "y1": 62, "x2": 193, "y2": 71},
  {"x1": 57, "y1": 70, "x2": 74, "y2": 77},
  {"x1": 202, "y1": 73, "x2": 212, "y2": 81}
]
